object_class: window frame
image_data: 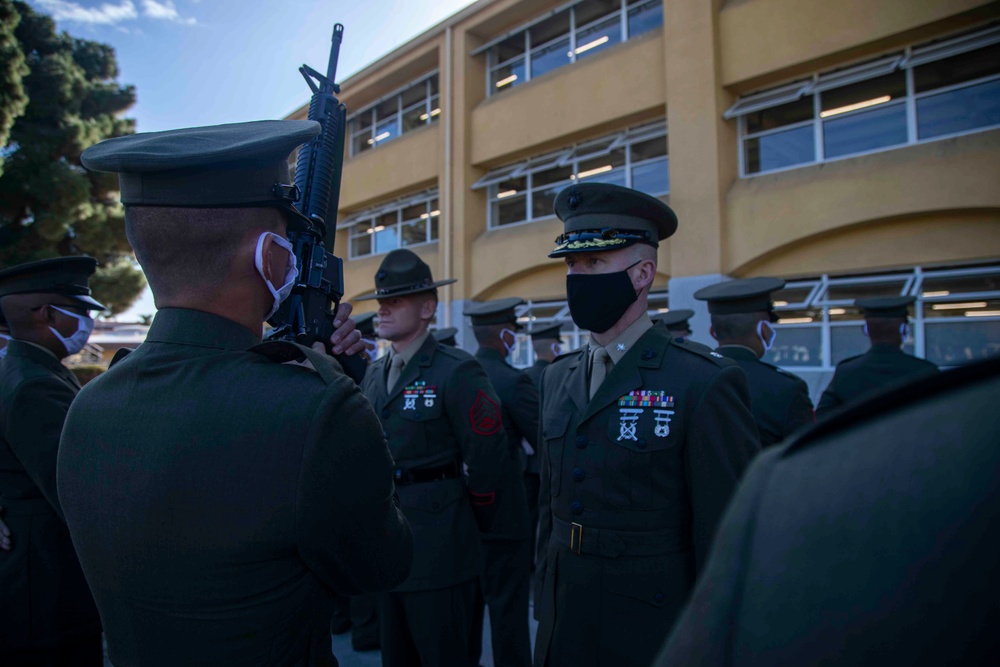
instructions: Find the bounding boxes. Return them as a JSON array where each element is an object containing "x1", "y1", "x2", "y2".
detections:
[
  {"x1": 729, "y1": 24, "x2": 1000, "y2": 177},
  {"x1": 343, "y1": 190, "x2": 441, "y2": 259},
  {"x1": 347, "y1": 72, "x2": 440, "y2": 156},
  {"x1": 478, "y1": 120, "x2": 669, "y2": 230}
]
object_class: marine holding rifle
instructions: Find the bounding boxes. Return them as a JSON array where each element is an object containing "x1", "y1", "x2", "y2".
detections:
[{"x1": 56, "y1": 24, "x2": 414, "y2": 667}]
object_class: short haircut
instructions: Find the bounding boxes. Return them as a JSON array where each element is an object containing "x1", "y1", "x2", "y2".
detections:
[
  {"x1": 711, "y1": 311, "x2": 766, "y2": 341},
  {"x1": 125, "y1": 206, "x2": 285, "y2": 301},
  {"x1": 630, "y1": 243, "x2": 658, "y2": 264},
  {"x1": 866, "y1": 316, "x2": 904, "y2": 341},
  {"x1": 472, "y1": 322, "x2": 506, "y2": 345}
]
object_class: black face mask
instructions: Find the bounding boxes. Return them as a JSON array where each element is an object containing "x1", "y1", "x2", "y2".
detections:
[{"x1": 566, "y1": 261, "x2": 640, "y2": 334}]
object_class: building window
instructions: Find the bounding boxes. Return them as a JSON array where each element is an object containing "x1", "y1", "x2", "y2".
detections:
[
  {"x1": 727, "y1": 25, "x2": 1000, "y2": 176},
  {"x1": 473, "y1": 121, "x2": 668, "y2": 229},
  {"x1": 341, "y1": 191, "x2": 440, "y2": 259},
  {"x1": 482, "y1": 0, "x2": 663, "y2": 96},
  {"x1": 348, "y1": 73, "x2": 440, "y2": 156},
  {"x1": 762, "y1": 264, "x2": 1000, "y2": 370}
]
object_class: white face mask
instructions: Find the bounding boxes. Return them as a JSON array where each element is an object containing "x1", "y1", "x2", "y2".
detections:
[
  {"x1": 549, "y1": 342, "x2": 562, "y2": 357},
  {"x1": 756, "y1": 319, "x2": 776, "y2": 355},
  {"x1": 49, "y1": 306, "x2": 95, "y2": 355},
  {"x1": 500, "y1": 327, "x2": 517, "y2": 356},
  {"x1": 0, "y1": 333, "x2": 10, "y2": 359},
  {"x1": 255, "y1": 232, "x2": 299, "y2": 321}
]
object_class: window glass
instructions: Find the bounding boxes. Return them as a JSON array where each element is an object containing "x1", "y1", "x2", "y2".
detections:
[
  {"x1": 375, "y1": 98, "x2": 398, "y2": 122},
  {"x1": 631, "y1": 158, "x2": 669, "y2": 195},
  {"x1": 531, "y1": 38, "x2": 572, "y2": 79},
  {"x1": 763, "y1": 326, "x2": 821, "y2": 367},
  {"x1": 917, "y1": 78, "x2": 1000, "y2": 139},
  {"x1": 351, "y1": 133, "x2": 373, "y2": 155},
  {"x1": 430, "y1": 215, "x2": 439, "y2": 240},
  {"x1": 350, "y1": 233, "x2": 371, "y2": 257},
  {"x1": 574, "y1": 16, "x2": 621, "y2": 61},
  {"x1": 533, "y1": 164, "x2": 574, "y2": 188},
  {"x1": 402, "y1": 203, "x2": 426, "y2": 221},
  {"x1": 823, "y1": 101, "x2": 907, "y2": 158},
  {"x1": 401, "y1": 82, "x2": 427, "y2": 109},
  {"x1": 578, "y1": 147, "x2": 625, "y2": 175},
  {"x1": 492, "y1": 59, "x2": 526, "y2": 92},
  {"x1": 820, "y1": 71, "x2": 907, "y2": 114},
  {"x1": 402, "y1": 105, "x2": 426, "y2": 133},
  {"x1": 401, "y1": 219, "x2": 428, "y2": 246},
  {"x1": 771, "y1": 284, "x2": 816, "y2": 306},
  {"x1": 428, "y1": 74, "x2": 439, "y2": 96},
  {"x1": 428, "y1": 97, "x2": 441, "y2": 123},
  {"x1": 744, "y1": 125, "x2": 814, "y2": 173},
  {"x1": 923, "y1": 296, "x2": 1000, "y2": 319},
  {"x1": 925, "y1": 320, "x2": 1000, "y2": 366},
  {"x1": 492, "y1": 196, "x2": 527, "y2": 227},
  {"x1": 628, "y1": 0, "x2": 664, "y2": 38},
  {"x1": 532, "y1": 185, "x2": 564, "y2": 219},
  {"x1": 495, "y1": 176, "x2": 527, "y2": 199},
  {"x1": 744, "y1": 97, "x2": 813, "y2": 134},
  {"x1": 826, "y1": 279, "x2": 908, "y2": 302},
  {"x1": 530, "y1": 11, "x2": 569, "y2": 47},
  {"x1": 921, "y1": 271, "x2": 1000, "y2": 298},
  {"x1": 631, "y1": 135, "x2": 667, "y2": 162},
  {"x1": 492, "y1": 33, "x2": 525, "y2": 63},
  {"x1": 578, "y1": 165, "x2": 627, "y2": 187},
  {"x1": 575, "y1": 0, "x2": 620, "y2": 27},
  {"x1": 830, "y1": 324, "x2": 870, "y2": 365},
  {"x1": 373, "y1": 118, "x2": 399, "y2": 146},
  {"x1": 374, "y1": 216, "x2": 399, "y2": 254},
  {"x1": 354, "y1": 112, "x2": 373, "y2": 132},
  {"x1": 913, "y1": 43, "x2": 1000, "y2": 93}
]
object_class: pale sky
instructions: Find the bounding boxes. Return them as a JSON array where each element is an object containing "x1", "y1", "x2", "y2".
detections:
[{"x1": 27, "y1": 0, "x2": 479, "y2": 319}]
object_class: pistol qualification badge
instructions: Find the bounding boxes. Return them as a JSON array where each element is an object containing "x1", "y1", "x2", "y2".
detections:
[
  {"x1": 404, "y1": 382, "x2": 437, "y2": 410},
  {"x1": 618, "y1": 391, "x2": 675, "y2": 440}
]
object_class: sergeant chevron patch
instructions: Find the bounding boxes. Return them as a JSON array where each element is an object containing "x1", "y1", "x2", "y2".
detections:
[{"x1": 469, "y1": 390, "x2": 501, "y2": 435}]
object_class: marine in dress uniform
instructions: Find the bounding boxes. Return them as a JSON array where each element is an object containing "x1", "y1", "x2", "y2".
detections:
[
  {"x1": 655, "y1": 355, "x2": 1000, "y2": 667},
  {"x1": 464, "y1": 298, "x2": 537, "y2": 667},
  {"x1": 0, "y1": 257, "x2": 105, "y2": 666},
  {"x1": 58, "y1": 120, "x2": 413, "y2": 667},
  {"x1": 356, "y1": 249, "x2": 514, "y2": 667},
  {"x1": 534, "y1": 183, "x2": 760, "y2": 667},
  {"x1": 694, "y1": 278, "x2": 814, "y2": 448},
  {"x1": 432, "y1": 326, "x2": 459, "y2": 347},
  {"x1": 816, "y1": 296, "x2": 939, "y2": 417}
]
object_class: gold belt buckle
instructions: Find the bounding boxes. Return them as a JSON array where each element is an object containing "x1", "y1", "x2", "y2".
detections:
[{"x1": 570, "y1": 522, "x2": 583, "y2": 555}]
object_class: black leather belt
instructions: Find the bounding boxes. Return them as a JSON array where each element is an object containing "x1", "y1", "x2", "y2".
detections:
[
  {"x1": 552, "y1": 516, "x2": 688, "y2": 557},
  {"x1": 394, "y1": 462, "x2": 461, "y2": 486}
]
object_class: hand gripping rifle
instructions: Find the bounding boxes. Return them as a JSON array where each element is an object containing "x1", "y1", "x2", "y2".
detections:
[{"x1": 267, "y1": 24, "x2": 367, "y2": 382}]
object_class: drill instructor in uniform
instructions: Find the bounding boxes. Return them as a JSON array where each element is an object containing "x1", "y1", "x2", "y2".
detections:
[
  {"x1": 356, "y1": 249, "x2": 514, "y2": 667},
  {"x1": 534, "y1": 183, "x2": 760, "y2": 667},
  {"x1": 58, "y1": 120, "x2": 413, "y2": 667},
  {"x1": 0, "y1": 257, "x2": 105, "y2": 666},
  {"x1": 694, "y1": 278, "x2": 814, "y2": 448}
]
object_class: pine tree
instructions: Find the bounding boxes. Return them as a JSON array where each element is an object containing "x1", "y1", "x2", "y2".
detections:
[{"x1": 0, "y1": 1, "x2": 144, "y2": 314}]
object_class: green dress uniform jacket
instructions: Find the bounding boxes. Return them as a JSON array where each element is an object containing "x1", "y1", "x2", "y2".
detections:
[
  {"x1": 816, "y1": 343, "x2": 939, "y2": 417},
  {"x1": 56, "y1": 308, "x2": 413, "y2": 667},
  {"x1": 654, "y1": 356, "x2": 1000, "y2": 667},
  {"x1": 534, "y1": 326, "x2": 760, "y2": 667},
  {"x1": 360, "y1": 333, "x2": 512, "y2": 592},
  {"x1": 0, "y1": 341, "x2": 101, "y2": 652},
  {"x1": 522, "y1": 360, "x2": 550, "y2": 476},
  {"x1": 715, "y1": 346, "x2": 814, "y2": 448}
]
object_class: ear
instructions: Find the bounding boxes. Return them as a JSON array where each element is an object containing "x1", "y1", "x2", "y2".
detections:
[
  {"x1": 709, "y1": 325, "x2": 719, "y2": 342},
  {"x1": 632, "y1": 259, "x2": 656, "y2": 292},
  {"x1": 419, "y1": 296, "x2": 437, "y2": 320},
  {"x1": 259, "y1": 233, "x2": 280, "y2": 283}
]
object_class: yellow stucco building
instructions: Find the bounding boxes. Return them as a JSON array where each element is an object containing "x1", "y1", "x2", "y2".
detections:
[{"x1": 288, "y1": 0, "x2": 1000, "y2": 397}]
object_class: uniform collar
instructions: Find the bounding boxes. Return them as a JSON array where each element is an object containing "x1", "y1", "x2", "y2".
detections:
[
  {"x1": 593, "y1": 313, "x2": 653, "y2": 366},
  {"x1": 869, "y1": 343, "x2": 904, "y2": 354},
  {"x1": 475, "y1": 347, "x2": 508, "y2": 364},
  {"x1": 390, "y1": 329, "x2": 431, "y2": 367},
  {"x1": 145, "y1": 308, "x2": 262, "y2": 351},
  {"x1": 5, "y1": 339, "x2": 63, "y2": 369},
  {"x1": 716, "y1": 345, "x2": 760, "y2": 362}
]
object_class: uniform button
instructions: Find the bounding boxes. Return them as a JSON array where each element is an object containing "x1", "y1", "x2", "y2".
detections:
[
  {"x1": 636, "y1": 438, "x2": 647, "y2": 450},
  {"x1": 654, "y1": 592, "x2": 665, "y2": 604},
  {"x1": 575, "y1": 436, "x2": 587, "y2": 449},
  {"x1": 642, "y1": 350, "x2": 655, "y2": 360},
  {"x1": 381, "y1": 407, "x2": 390, "y2": 419},
  {"x1": 414, "y1": 411, "x2": 422, "y2": 419},
  {"x1": 572, "y1": 468, "x2": 585, "y2": 482},
  {"x1": 570, "y1": 501, "x2": 584, "y2": 515}
]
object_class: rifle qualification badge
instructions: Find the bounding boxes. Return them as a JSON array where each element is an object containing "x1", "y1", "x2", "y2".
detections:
[
  {"x1": 617, "y1": 391, "x2": 675, "y2": 440},
  {"x1": 404, "y1": 382, "x2": 437, "y2": 410}
]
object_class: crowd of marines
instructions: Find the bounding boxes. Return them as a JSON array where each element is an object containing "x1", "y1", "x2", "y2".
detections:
[{"x1": 0, "y1": 118, "x2": 995, "y2": 667}]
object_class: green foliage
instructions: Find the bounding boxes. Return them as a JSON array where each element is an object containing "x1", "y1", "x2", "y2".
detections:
[
  {"x1": 0, "y1": 0, "x2": 29, "y2": 177},
  {"x1": 0, "y1": 1, "x2": 143, "y2": 315}
]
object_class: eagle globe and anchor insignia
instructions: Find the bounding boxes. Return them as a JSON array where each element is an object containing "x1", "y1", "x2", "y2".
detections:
[{"x1": 617, "y1": 391, "x2": 675, "y2": 442}]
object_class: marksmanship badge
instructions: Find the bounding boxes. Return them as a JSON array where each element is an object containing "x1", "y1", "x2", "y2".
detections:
[
  {"x1": 617, "y1": 391, "x2": 675, "y2": 440},
  {"x1": 403, "y1": 382, "x2": 437, "y2": 410}
]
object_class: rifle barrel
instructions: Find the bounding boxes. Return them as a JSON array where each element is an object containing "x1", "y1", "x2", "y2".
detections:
[{"x1": 326, "y1": 24, "x2": 344, "y2": 86}]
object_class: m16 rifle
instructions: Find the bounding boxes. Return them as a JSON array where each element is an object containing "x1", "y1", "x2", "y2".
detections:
[{"x1": 267, "y1": 24, "x2": 367, "y2": 381}]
